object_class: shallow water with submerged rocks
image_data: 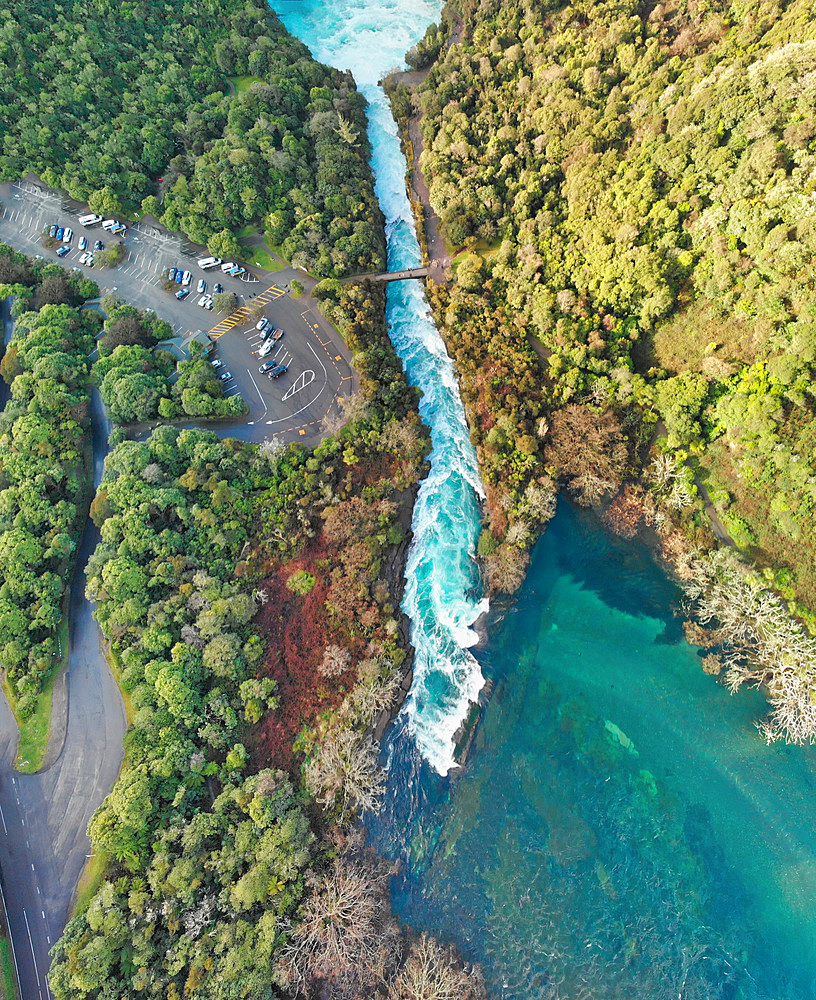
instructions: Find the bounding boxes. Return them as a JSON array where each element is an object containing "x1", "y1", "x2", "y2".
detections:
[{"x1": 273, "y1": 2, "x2": 816, "y2": 996}]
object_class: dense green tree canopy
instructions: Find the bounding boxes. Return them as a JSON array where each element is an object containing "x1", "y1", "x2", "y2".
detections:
[
  {"x1": 0, "y1": 0, "x2": 385, "y2": 276},
  {"x1": 0, "y1": 301, "x2": 95, "y2": 712}
]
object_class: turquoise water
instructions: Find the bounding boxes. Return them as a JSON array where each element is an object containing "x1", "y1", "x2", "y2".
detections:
[
  {"x1": 271, "y1": 4, "x2": 816, "y2": 997},
  {"x1": 368, "y1": 504, "x2": 816, "y2": 999},
  {"x1": 273, "y1": 0, "x2": 486, "y2": 774}
]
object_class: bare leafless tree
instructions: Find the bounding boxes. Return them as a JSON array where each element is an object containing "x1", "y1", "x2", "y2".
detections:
[
  {"x1": 304, "y1": 728, "x2": 385, "y2": 817},
  {"x1": 387, "y1": 934, "x2": 487, "y2": 1000},
  {"x1": 319, "y1": 644, "x2": 352, "y2": 678},
  {"x1": 278, "y1": 849, "x2": 400, "y2": 997},
  {"x1": 682, "y1": 549, "x2": 816, "y2": 744}
]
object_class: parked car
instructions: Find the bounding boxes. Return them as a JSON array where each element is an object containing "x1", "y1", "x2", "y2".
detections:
[
  {"x1": 175, "y1": 288, "x2": 190, "y2": 300},
  {"x1": 110, "y1": 223, "x2": 127, "y2": 235},
  {"x1": 56, "y1": 246, "x2": 70, "y2": 257},
  {"x1": 203, "y1": 295, "x2": 213, "y2": 310},
  {"x1": 78, "y1": 252, "x2": 89, "y2": 265},
  {"x1": 101, "y1": 219, "x2": 117, "y2": 231},
  {"x1": 174, "y1": 269, "x2": 184, "y2": 282},
  {"x1": 211, "y1": 359, "x2": 224, "y2": 368},
  {"x1": 213, "y1": 282, "x2": 223, "y2": 294},
  {"x1": 48, "y1": 224, "x2": 58, "y2": 238},
  {"x1": 94, "y1": 240, "x2": 104, "y2": 251},
  {"x1": 197, "y1": 278, "x2": 207, "y2": 294},
  {"x1": 258, "y1": 361, "x2": 276, "y2": 373},
  {"x1": 267, "y1": 364, "x2": 288, "y2": 379},
  {"x1": 86, "y1": 256, "x2": 95, "y2": 267},
  {"x1": 63, "y1": 228, "x2": 73, "y2": 242},
  {"x1": 264, "y1": 327, "x2": 284, "y2": 344},
  {"x1": 182, "y1": 270, "x2": 192, "y2": 286},
  {"x1": 56, "y1": 226, "x2": 64, "y2": 240},
  {"x1": 219, "y1": 371, "x2": 232, "y2": 381},
  {"x1": 197, "y1": 256, "x2": 222, "y2": 269},
  {"x1": 229, "y1": 265, "x2": 245, "y2": 276},
  {"x1": 258, "y1": 340, "x2": 275, "y2": 358},
  {"x1": 78, "y1": 236, "x2": 87, "y2": 251},
  {"x1": 220, "y1": 261, "x2": 235, "y2": 273},
  {"x1": 198, "y1": 294, "x2": 208, "y2": 306},
  {"x1": 78, "y1": 213, "x2": 102, "y2": 227},
  {"x1": 255, "y1": 317, "x2": 270, "y2": 331}
]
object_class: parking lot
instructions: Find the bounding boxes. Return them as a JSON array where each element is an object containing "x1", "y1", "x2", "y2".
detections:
[{"x1": 0, "y1": 178, "x2": 355, "y2": 444}]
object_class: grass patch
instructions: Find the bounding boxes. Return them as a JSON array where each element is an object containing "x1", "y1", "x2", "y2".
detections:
[
  {"x1": 241, "y1": 244, "x2": 282, "y2": 272},
  {"x1": 14, "y1": 673, "x2": 55, "y2": 773},
  {"x1": 229, "y1": 74, "x2": 264, "y2": 94},
  {"x1": 233, "y1": 223, "x2": 257, "y2": 239},
  {"x1": 652, "y1": 298, "x2": 770, "y2": 375},
  {"x1": 0, "y1": 932, "x2": 16, "y2": 1000},
  {"x1": 71, "y1": 851, "x2": 110, "y2": 918},
  {"x1": 104, "y1": 644, "x2": 134, "y2": 727}
]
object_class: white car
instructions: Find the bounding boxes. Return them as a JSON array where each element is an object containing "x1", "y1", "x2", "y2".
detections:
[
  {"x1": 197, "y1": 278, "x2": 206, "y2": 294},
  {"x1": 204, "y1": 295, "x2": 213, "y2": 310},
  {"x1": 182, "y1": 270, "x2": 192, "y2": 286},
  {"x1": 220, "y1": 261, "x2": 236, "y2": 273},
  {"x1": 198, "y1": 294, "x2": 208, "y2": 306},
  {"x1": 78, "y1": 236, "x2": 87, "y2": 251},
  {"x1": 211, "y1": 359, "x2": 224, "y2": 368},
  {"x1": 62, "y1": 228, "x2": 73, "y2": 243},
  {"x1": 255, "y1": 317, "x2": 269, "y2": 331},
  {"x1": 78, "y1": 252, "x2": 89, "y2": 265}
]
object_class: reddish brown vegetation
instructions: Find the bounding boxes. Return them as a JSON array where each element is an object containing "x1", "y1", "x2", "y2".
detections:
[
  {"x1": 602, "y1": 485, "x2": 648, "y2": 539},
  {"x1": 252, "y1": 549, "x2": 338, "y2": 771}
]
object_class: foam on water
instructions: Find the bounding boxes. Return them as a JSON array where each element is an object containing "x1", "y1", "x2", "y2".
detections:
[{"x1": 273, "y1": 0, "x2": 486, "y2": 773}]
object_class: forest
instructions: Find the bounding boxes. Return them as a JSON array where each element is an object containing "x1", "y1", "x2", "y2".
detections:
[
  {"x1": 0, "y1": 0, "x2": 385, "y2": 277},
  {"x1": 402, "y1": 0, "x2": 816, "y2": 603},
  {"x1": 0, "y1": 246, "x2": 100, "y2": 716},
  {"x1": 48, "y1": 283, "x2": 485, "y2": 1000}
]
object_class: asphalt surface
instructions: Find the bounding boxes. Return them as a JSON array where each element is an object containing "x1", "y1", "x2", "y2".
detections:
[
  {"x1": 0, "y1": 391, "x2": 126, "y2": 1000},
  {"x1": 0, "y1": 178, "x2": 355, "y2": 446},
  {"x1": 0, "y1": 177, "x2": 365, "y2": 998}
]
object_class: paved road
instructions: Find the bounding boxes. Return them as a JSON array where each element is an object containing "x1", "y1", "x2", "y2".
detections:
[
  {"x1": 0, "y1": 391, "x2": 126, "y2": 1000},
  {"x1": 0, "y1": 176, "x2": 363, "y2": 998},
  {"x1": 0, "y1": 178, "x2": 356, "y2": 446}
]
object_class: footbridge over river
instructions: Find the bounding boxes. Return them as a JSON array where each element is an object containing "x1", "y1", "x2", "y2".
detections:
[{"x1": 347, "y1": 265, "x2": 430, "y2": 282}]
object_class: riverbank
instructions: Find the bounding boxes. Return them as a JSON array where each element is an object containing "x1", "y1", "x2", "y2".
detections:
[{"x1": 367, "y1": 500, "x2": 816, "y2": 1000}]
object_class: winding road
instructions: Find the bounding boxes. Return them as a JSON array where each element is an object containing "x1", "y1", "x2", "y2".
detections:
[
  {"x1": 0, "y1": 390, "x2": 127, "y2": 1000},
  {"x1": 0, "y1": 294, "x2": 352, "y2": 997}
]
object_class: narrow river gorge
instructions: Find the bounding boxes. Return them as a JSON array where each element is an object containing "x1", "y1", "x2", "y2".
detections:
[{"x1": 273, "y1": 3, "x2": 816, "y2": 999}]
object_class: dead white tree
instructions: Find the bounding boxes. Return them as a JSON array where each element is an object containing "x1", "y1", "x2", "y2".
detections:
[
  {"x1": 304, "y1": 728, "x2": 385, "y2": 817},
  {"x1": 278, "y1": 853, "x2": 399, "y2": 995},
  {"x1": 682, "y1": 549, "x2": 816, "y2": 744},
  {"x1": 319, "y1": 644, "x2": 352, "y2": 678},
  {"x1": 387, "y1": 934, "x2": 486, "y2": 1000}
]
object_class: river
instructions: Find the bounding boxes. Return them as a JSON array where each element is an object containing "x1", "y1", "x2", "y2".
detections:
[
  {"x1": 273, "y1": 0, "x2": 486, "y2": 775},
  {"x1": 273, "y1": 4, "x2": 816, "y2": 998}
]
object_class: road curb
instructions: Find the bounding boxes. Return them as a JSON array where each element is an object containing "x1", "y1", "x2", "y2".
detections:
[{"x1": 38, "y1": 668, "x2": 68, "y2": 772}]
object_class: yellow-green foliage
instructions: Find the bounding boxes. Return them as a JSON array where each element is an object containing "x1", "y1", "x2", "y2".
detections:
[{"x1": 419, "y1": 0, "x2": 816, "y2": 604}]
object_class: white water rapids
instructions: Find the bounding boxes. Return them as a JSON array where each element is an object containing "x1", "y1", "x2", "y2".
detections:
[{"x1": 273, "y1": 0, "x2": 487, "y2": 773}]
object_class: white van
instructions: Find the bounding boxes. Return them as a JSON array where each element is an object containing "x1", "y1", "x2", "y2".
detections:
[
  {"x1": 197, "y1": 256, "x2": 222, "y2": 270},
  {"x1": 78, "y1": 214, "x2": 102, "y2": 227}
]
